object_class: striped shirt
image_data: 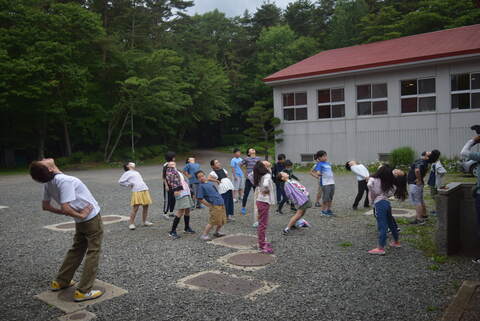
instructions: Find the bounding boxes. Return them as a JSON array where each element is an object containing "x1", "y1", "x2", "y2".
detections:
[{"x1": 242, "y1": 156, "x2": 261, "y2": 174}]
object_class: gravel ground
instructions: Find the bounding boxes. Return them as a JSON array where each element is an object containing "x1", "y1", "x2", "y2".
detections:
[{"x1": 0, "y1": 150, "x2": 478, "y2": 321}]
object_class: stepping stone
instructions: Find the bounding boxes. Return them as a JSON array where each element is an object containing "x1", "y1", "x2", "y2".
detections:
[
  {"x1": 44, "y1": 215, "x2": 129, "y2": 232},
  {"x1": 58, "y1": 310, "x2": 96, "y2": 321},
  {"x1": 217, "y1": 250, "x2": 276, "y2": 271},
  {"x1": 176, "y1": 270, "x2": 279, "y2": 300},
  {"x1": 35, "y1": 279, "x2": 127, "y2": 313},
  {"x1": 442, "y1": 280, "x2": 480, "y2": 321},
  {"x1": 364, "y1": 208, "x2": 416, "y2": 218},
  {"x1": 208, "y1": 233, "x2": 257, "y2": 250}
]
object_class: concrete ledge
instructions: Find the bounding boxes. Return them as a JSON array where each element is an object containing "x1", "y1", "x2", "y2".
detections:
[
  {"x1": 442, "y1": 280, "x2": 480, "y2": 321},
  {"x1": 217, "y1": 250, "x2": 277, "y2": 271},
  {"x1": 58, "y1": 310, "x2": 96, "y2": 321},
  {"x1": 363, "y1": 208, "x2": 416, "y2": 218}
]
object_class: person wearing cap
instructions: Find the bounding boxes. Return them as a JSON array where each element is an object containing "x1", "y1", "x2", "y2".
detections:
[{"x1": 119, "y1": 162, "x2": 153, "y2": 230}]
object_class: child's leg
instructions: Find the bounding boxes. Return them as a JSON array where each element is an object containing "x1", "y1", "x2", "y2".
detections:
[
  {"x1": 141, "y1": 205, "x2": 149, "y2": 223},
  {"x1": 286, "y1": 209, "x2": 305, "y2": 229},
  {"x1": 256, "y1": 201, "x2": 269, "y2": 249},
  {"x1": 375, "y1": 201, "x2": 389, "y2": 249},
  {"x1": 171, "y1": 209, "x2": 184, "y2": 233},
  {"x1": 386, "y1": 207, "x2": 399, "y2": 242},
  {"x1": 129, "y1": 205, "x2": 140, "y2": 224},
  {"x1": 352, "y1": 181, "x2": 364, "y2": 208},
  {"x1": 203, "y1": 223, "x2": 213, "y2": 235},
  {"x1": 242, "y1": 180, "x2": 252, "y2": 208},
  {"x1": 184, "y1": 208, "x2": 191, "y2": 229}
]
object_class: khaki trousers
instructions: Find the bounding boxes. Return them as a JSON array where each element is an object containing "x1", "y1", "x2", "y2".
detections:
[{"x1": 56, "y1": 214, "x2": 103, "y2": 293}]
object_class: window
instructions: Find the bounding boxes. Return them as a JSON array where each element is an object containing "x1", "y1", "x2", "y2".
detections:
[
  {"x1": 282, "y1": 92, "x2": 308, "y2": 121},
  {"x1": 356, "y1": 83, "x2": 388, "y2": 116},
  {"x1": 400, "y1": 78, "x2": 436, "y2": 113},
  {"x1": 451, "y1": 73, "x2": 480, "y2": 110},
  {"x1": 300, "y1": 154, "x2": 315, "y2": 162},
  {"x1": 317, "y1": 88, "x2": 345, "y2": 119}
]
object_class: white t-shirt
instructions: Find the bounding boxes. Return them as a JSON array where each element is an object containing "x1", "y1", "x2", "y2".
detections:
[
  {"x1": 209, "y1": 169, "x2": 234, "y2": 194},
  {"x1": 43, "y1": 173, "x2": 100, "y2": 223},
  {"x1": 350, "y1": 164, "x2": 369, "y2": 181},
  {"x1": 255, "y1": 173, "x2": 276, "y2": 204},
  {"x1": 118, "y1": 170, "x2": 149, "y2": 192}
]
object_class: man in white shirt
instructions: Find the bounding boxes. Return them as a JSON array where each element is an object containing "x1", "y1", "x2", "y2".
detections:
[
  {"x1": 29, "y1": 158, "x2": 103, "y2": 302},
  {"x1": 345, "y1": 160, "x2": 370, "y2": 210}
]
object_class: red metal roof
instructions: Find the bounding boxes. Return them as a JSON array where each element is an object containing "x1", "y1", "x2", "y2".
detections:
[{"x1": 263, "y1": 24, "x2": 480, "y2": 83}]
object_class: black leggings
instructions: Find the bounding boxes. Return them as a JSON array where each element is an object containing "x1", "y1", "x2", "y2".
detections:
[
  {"x1": 163, "y1": 185, "x2": 176, "y2": 214},
  {"x1": 242, "y1": 179, "x2": 256, "y2": 208},
  {"x1": 353, "y1": 180, "x2": 369, "y2": 208}
]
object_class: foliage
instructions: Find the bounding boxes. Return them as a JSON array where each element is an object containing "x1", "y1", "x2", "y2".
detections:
[{"x1": 390, "y1": 146, "x2": 416, "y2": 168}]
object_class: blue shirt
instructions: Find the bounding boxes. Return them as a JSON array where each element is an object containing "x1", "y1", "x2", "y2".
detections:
[
  {"x1": 183, "y1": 163, "x2": 201, "y2": 184},
  {"x1": 230, "y1": 157, "x2": 243, "y2": 177},
  {"x1": 314, "y1": 161, "x2": 335, "y2": 186},
  {"x1": 196, "y1": 182, "x2": 224, "y2": 206}
]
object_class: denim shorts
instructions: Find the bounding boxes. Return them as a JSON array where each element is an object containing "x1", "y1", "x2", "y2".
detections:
[
  {"x1": 321, "y1": 185, "x2": 335, "y2": 202},
  {"x1": 409, "y1": 184, "x2": 424, "y2": 205}
]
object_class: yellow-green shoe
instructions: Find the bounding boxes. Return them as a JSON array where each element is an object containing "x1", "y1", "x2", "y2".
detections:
[
  {"x1": 73, "y1": 289, "x2": 103, "y2": 302},
  {"x1": 50, "y1": 280, "x2": 76, "y2": 291}
]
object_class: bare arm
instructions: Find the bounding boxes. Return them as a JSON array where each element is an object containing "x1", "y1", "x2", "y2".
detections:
[
  {"x1": 42, "y1": 200, "x2": 92, "y2": 219},
  {"x1": 415, "y1": 168, "x2": 423, "y2": 185},
  {"x1": 197, "y1": 198, "x2": 212, "y2": 208}
]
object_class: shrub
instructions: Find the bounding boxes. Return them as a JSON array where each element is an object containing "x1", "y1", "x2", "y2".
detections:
[{"x1": 390, "y1": 146, "x2": 416, "y2": 168}]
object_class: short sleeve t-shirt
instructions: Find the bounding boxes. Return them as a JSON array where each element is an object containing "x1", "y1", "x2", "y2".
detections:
[
  {"x1": 314, "y1": 161, "x2": 335, "y2": 186},
  {"x1": 196, "y1": 182, "x2": 224, "y2": 206},
  {"x1": 242, "y1": 157, "x2": 261, "y2": 174},
  {"x1": 230, "y1": 157, "x2": 243, "y2": 177},
  {"x1": 43, "y1": 173, "x2": 100, "y2": 223},
  {"x1": 183, "y1": 163, "x2": 201, "y2": 184},
  {"x1": 407, "y1": 159, "x2": 429, "y2": 184}
]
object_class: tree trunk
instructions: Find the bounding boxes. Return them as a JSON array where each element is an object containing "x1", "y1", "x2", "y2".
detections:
[
  {"x1": 131, "y1": 0, "x2": 136, "y2": 49},
  {"x1": 63, "y1": 119, "x2": 72, "y2": 157},
  {"x1": 38, "y1": 115, "x2": 46, "y2": 160},
  {"x1": 106, "y1": 111, "x2": 130, "y2": 162}
]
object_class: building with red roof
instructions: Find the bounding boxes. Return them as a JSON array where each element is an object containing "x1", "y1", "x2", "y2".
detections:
[{"x1": 264, "y1": 24, "x2": 480, "y2": 164}]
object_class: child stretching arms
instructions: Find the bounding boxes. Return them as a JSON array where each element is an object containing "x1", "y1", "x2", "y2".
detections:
[
  {"x1": 367, "y1": 165, "x2": 407, "y2": 255},
  {"x1": 277, "y1": 172, "x2": 312, "y2": 235}
]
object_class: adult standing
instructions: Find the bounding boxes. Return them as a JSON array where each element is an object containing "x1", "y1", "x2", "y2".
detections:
[
  {"x1": 29, "y1": 158, "x2": 103, "y2": 302},
  {"x1": 241, "y1": 148, "x2": 261, "y2": 215},
  {"x1": 407, "y1": 149, "x2": 440, "y2": 224},
  {"x1": 460, "y1": 135, "x2": 480, "y2": 264},
  {"x1": 162, "y1": 151, "x2": 176, "y2": 218}
]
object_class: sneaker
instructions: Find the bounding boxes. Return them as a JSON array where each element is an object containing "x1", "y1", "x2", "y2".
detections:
[
  {"x1": 472, "y1": 258, "x2": 480, "y2": 264},
  {"x1": 290, "y1": 206, "x2": 297, "y2": 211},
  {"x1": 410, "y1": 219, "x2": 426, "y2": 225},
  {"x1": 283, "y1": 228, "x2": 290, "y2": 235},
  {"x1": 241, "y1": 207, "x2": 247, "y2": 216},
  {"x1": 128, "y1": 224, "x2": 136, "y2": 230},
  {"x1": 321, "y1": 210, "x2": 332, "y2": 217},
  {"x1": 213, "y1": 232, "x2": 225, "y2": 238},
  {"x1": 73, "y1": 289, "x2": 103, "y2": 302},
  {"x1": 252, "y1": 221, "x2": 259, "y2": 228},
  {"x1": 368, "y1": 248, "x2": 386, "y2": 255},
  {"x1": 169, "y1": 231, "x2": 180, "y2": 239},
  {"x1": 352, "y1": 206, "x2": 358, "y2": 210},
  {"x1": 227, "y1": 216, "x2": 235, "y2": 222},
  {"x1": 161, "y1": 214, "x2": 170, "y2": 220},
  {"x1": 233, "y1": 199, "x2": 238, "y2": 203},
  {"x1": 50, "y1": 280, "x2": 75, "y2": 292},
  {"x1": 276, "y1": 209, "x2": 284, "y2": 215},
  {"x1": 364, "y1": 205, "x2": 370, "y2": 208},
  {"x1": 389, "y1": 241, "x2": 402, "y2": 248},
  {"x1": 326, "y1": 209, "x2": 334, "y2": 215},
  {"x1": 261, "y1": 247, "x2": 274, "y2": 254},
  {"x1": 315, "y1": 202, "x2": 321, "y2": 207},
  {"x1": 200, "y1": 234, "x2": 211, "y2": 241},
  {"x1": 184, "y1": 227, "x2": 196, "y2": 234},
  {"x1": 168, "y1": 213, "x2": 175, "y2": 218},
  {"x1": 143, "y1": 221, "x2": 153, "y2": 226}
]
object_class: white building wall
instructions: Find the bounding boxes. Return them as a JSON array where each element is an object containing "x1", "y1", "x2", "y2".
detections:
[{"x1": 273, "y1": 59, "x2": 480, "y2": 164}]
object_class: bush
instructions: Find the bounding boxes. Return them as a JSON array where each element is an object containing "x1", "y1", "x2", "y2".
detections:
[{"x1": 390, "y1": 146, "x2": 416, "y2": 168}]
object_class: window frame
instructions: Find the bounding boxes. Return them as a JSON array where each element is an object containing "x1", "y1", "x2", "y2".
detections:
[
  {"x1": 450, "y1": 72, "x2": 480, "y2": 110},
  {"x1": 400, "y1": 77, "x2": 436, "y2": 114},
  {"x1": 282, "y1": 91, "x2": 308, "y2": 121},
  {"x1": 317, "y1": 87, "x2": 345, "y2": 119},
  {"x1": 356, "y1": 83, "x2": 388, "y2": 116}
]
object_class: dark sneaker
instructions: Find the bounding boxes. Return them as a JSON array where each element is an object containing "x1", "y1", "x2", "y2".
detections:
[
  {"x1": 213, "y1": 232, "x2": 225, "y2": 238},
  {"x1": 410, "y1": 219, "x2": 426, "y2": 225},
  {"x1": 283, "y1": 228, "x2": 289, "y2": 235},
  {"x1": 184, "y1": 228, "x2": 196, "y2": 234},
  {"x1": 315, "y1": 202, "x2": 321, "y2": 207},
  {"x1": 276, "y1": 209, "x2": 284, "y2": 215},
  {"x1": 169, "y1": 231, "x2": 181, "y2": 239},
  {"x1": 352, "y1": 206, "x2": 358, "y2": 210}
]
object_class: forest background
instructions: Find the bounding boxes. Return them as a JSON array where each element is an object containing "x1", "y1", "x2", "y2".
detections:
[{"x1": 1, "y1": 0, "x2": 479, "y2": 167}]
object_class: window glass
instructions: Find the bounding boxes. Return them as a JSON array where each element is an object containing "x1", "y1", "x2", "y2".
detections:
[
  {"x1": 332, "y1": 104, "x2": 345, "y2": 118},
  {"x1": 295, "y1": 92, "x2": 307, "y2": 105},
  {"x1": 471, "y1": 73, "x2": 480, "y2": 90},
  {"x1": 283, "y1": 93, "x2": 294, "y2": 106},
  {"x1": 472, "y1": 93, "x2": 480, "y2": 109},
  {"x1": 331, "y1": 88, "x2": 344, "y2": 102},
  {"x1": 357, "y1": 85, "x2": 371, "y2": 100},
  {"x1": 295, "y1": 107, "x2": 308, "y2": 120},
  {"x1": 372, "y1": 83, "x2": 387, "y2": 98},
  {"x1": 401, "y1": 79, "x2": 417, "y2": 96},
  {"x1": 418, "y1": 97, "x2": 436, "y2": 112},
  {"x1": 451, "y1": 93, "x2": 470, "y2": 109},
  {"x1": 401, "y1": 98, "x2": 417, "y2": 113},
  {"x1": 357, "y1": 102, "x2": 371, "y2": 115},
  {"x1": 372, "y1": 101, "x2": 388, "y2": 115},
  {"x1": 318, "y1": 105, "x2": 331, "y2": 119},
  {"x1": 318, "y1": 90, "x2": 330, "y2": 104},
  {"x1": 283, "y1": 108, "x2": 295, "y2": 120},
  {"x1": 419, "y1": 78, "x2": 435, "y2": 94},
  {"x1": 451, "y1": 74, "x2": 470, "y2": 91}
]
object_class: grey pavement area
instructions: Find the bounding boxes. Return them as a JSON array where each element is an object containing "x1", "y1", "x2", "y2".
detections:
[{"x1": 0, "y1": 150, "x2": 478, "y2": 321}]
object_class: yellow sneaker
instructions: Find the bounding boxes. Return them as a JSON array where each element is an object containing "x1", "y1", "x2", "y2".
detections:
[
  {"x1": 73, "y1": 289, "x2": 103, "y2": 302},
  {"x1": 50, "y1": 280, "x2": 75, "y2": 291}
]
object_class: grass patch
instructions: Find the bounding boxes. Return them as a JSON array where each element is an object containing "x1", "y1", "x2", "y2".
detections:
[
  {"x1": 431, "y1": 255, "x2": 448, "y2": 264},
  {"x1": 339, "y1": 241, "x2": 353, "y2": 248},
  {"x1": 395, "y1": 217, "x2": 410, "y2": 225},
  {"x1": 428, "y1": 264, "x2": 440, "y2": 271},
  {"x1": 426, "y1": 306, "x2": 438, "y2": 312},
  {"x1": 403, "y1": 218, "x2": 438, "y2": 257}
]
